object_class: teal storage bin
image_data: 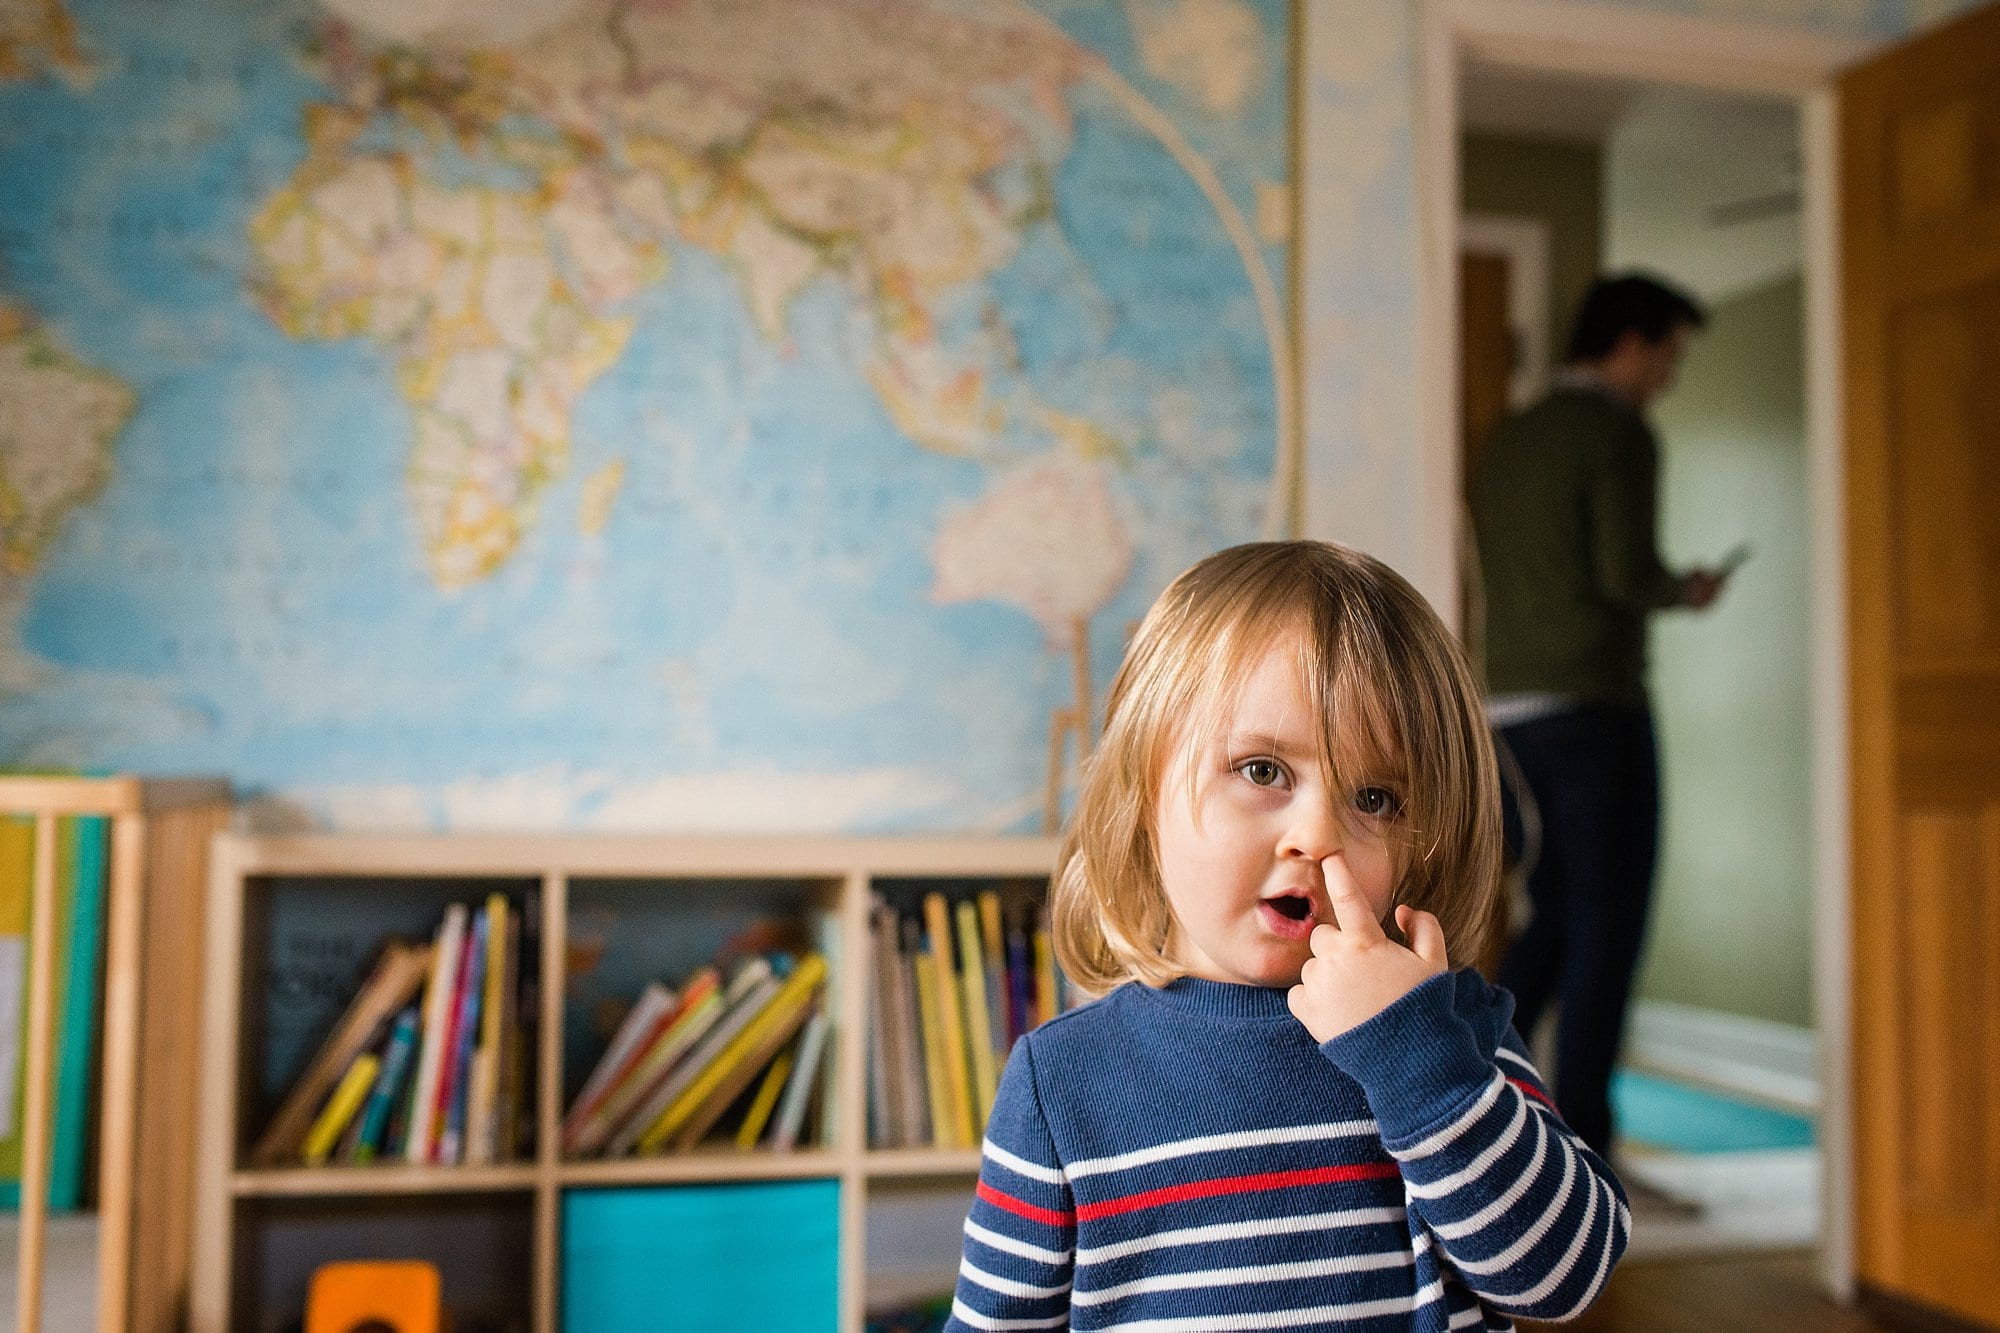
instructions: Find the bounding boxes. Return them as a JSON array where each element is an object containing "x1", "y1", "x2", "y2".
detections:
[{"x1": 563, "y1": 1178, "x2": 840, "y2": 1331}]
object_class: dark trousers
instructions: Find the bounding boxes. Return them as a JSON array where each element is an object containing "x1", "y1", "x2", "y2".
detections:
[{"x1": 1494, "y1": 705, "x2": 1659, "y2": 1159}]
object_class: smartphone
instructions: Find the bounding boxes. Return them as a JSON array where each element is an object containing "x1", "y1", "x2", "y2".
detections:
[{"x1": 1716, "y1": 542, "x2": 1752, "y2": 577}]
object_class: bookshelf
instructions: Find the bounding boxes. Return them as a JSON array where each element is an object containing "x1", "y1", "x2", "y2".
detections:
[
  {"x1": 0, "y1": 775, "x2": 232, "y2": 1333},
  {"x1": 193, "y1": 833, "x2": 1058, "y2": 1332}
]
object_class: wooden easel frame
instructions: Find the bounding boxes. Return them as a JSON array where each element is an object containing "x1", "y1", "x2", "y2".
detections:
[{"x1": 0, "y1": 776, "x2": 231, "y2": 1333}]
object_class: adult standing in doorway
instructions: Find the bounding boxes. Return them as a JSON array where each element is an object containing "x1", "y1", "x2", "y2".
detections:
[{"x1": 1469, "y1": 272, "x2": 1729, "y2": 1162}]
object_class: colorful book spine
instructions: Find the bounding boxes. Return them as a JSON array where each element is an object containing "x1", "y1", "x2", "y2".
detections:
[
  {"x1": 955, "y1": 900, "x2": 997, "y2": 1125},
  {"x1": 571, "y1": 966, "x2": 729, "y2": 1158},
  {"x1": 637, "y1": 954, "x2": 826, "y2": 1154},
  {"x1": 894, "y1": 916, "x2": 929, "y2": 1148},
  {"x1": 465, "y1": 893, "x2": 509, "y2": 1165},
  {"x1": 1006, "y1": 909, "x2": 1032, "y2": 1044},
  {"x1": 1033, "y1": 905, "x2": 1059, "y2": 1028},
  {"x1": 921, "y1": 893, "x2": 975, "y2": 1149},
  {"x1": 735, "y1": 1049, "x2": 795, "y2": 1150},
  {"x1": 911, "y1": 945, "x2": 953, "y2": 1149},
  {"x1": 977, "y1": 890, "x2": 1006, "y2": 1058},
  {"x1": 403, "y1": 904, "x2": 466, "y2": 1164},
  {"x1": 562, "y1": 981, "x2": 675, "y2": 1144},
  {"x1": 436, "y1": 906, "x2": 489, "y2": 1165},
  {"x1": 354, "y1": 1007, "x2": 420, "y2": 1164},
  {"x1": 772, "y1": 1005, "x2": 832, "y2": 1152},
  {"x1": 602, "y1": 961, "x2": 775, "y2": 1158},
  {"x1": 303, "y1": 1054, "x2": 380, "y2": 1167}
]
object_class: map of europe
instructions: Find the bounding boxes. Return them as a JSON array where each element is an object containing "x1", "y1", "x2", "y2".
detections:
[{"x1": 0, "y1": 0, "x2": 1289, "y2": 831}]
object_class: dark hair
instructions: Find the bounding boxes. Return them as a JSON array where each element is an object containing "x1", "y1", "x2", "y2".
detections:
[{"x1": 1564, "y1": 273, "x2": 1707, "y2": 362}]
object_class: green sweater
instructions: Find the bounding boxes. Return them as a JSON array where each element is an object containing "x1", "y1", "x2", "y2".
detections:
[{"x1": 1469, "y1": 384, "x2": 1685, "y2": 709}]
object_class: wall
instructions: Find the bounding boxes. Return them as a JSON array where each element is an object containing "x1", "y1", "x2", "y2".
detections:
[
  {"x1": 1643, "y1": 276, "x2": 1813, "y2": 1027},
  {"x1": 1460, "y1": 134, "x2": 1603, "y2": 365}
]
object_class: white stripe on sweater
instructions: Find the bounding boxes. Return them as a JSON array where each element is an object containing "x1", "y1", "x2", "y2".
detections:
[
  {"x1": 1494, "y1": 1047, "x2": 1538, "y2": 1079},
  {"x1": 959, "y1": 1257, "x2": 1073, "y2": 1301},
  {"x1": 949, "y1": 1297, "x2": 1069, "y2": 1330},
  {"x1": 1441, "y1": 1113, "x2": 1578, "y2": 1276},
  {"x1": 1064, "y1": 1119, "x2": 1379, "y2": 1180},
  {"x1": 1430, "y1": 1108, "x2": 1549, "y2": 1241},
  {"x1": 1403, "y1": 1088, "x2": 1530, "y2": 1199},
  {"x1": 1397, "y1": 1069, "x2": 1508, "y2": 1160},
  {"x1": 1074, "y1": 1205, "x2": 1406, "y2": 1265},
  {"x1": 1553, "y1": 1183, "x2": 1626, "y2": 1320},
  {"x1": 1484, "y1": 1162, "x2": 1603, "y2": 1311},
  {"x1": 1088, "y1": 1277, "x2": 1447, "y2": 1332},
  {"x1": 964, "y1": 1217, "x2": 1073, "y2": 1267},
  {"x1": 1071, "y1": 1243, "x2": 1418, "y2": 1306},
  {"x1": 984, "y1": 1137, "x2": 1068, "y2": 1186}
]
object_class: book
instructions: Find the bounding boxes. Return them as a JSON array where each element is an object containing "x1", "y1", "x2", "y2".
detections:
[
  {"x1": 568, "y1": 966, "x2": 727, "y2": 1157},
  {"x1": 771, "y1": 1004, "x2": 832, "y2": 1152},
  {"x1": 1006, "y1": 907, "x2": 1032, "y2": 1044},
  {"x1": 734, "y1": 1048, "x2": 794, "y2": 1150},
  {"x1": 465, "y1": 893, "x2": 510, "y2": 1165},
  {"x1": 438, "y1": 906, "x2": 490, "y2": 1165},
  {"x1": 402, "y1": 904, "x2": 467, "y2": 1164},
  {"x1": 1033, "y1": 905, "x2": 1059, "y2": 1028},
  {"x1": 251, "y1": 938, "x2": 432, "y2": 1167},
  {"x1": 49, "y1": 816, "x2": 105, "y2": 1210},
  {"x1": 600, "y1": 959, "x2": 776, "y2": 1158},
  {"x1": 977, "y1": 889, "x2": 1006, "y2": 1055},
  {"x1": 639, "y1": 952, "x2": 827, "y2": 1153},
  {"x1": 302, "y1": 1053, "x2": 380, "y2": 1166},
  {"x1": 955, "y1": 900, "x2": 997, "y2": 1124},
  {"x1": 921, "y1": 893, "x2": 975, "y2": 1150},
  {"x1": 353, "y1": 1006, "x2": 420, "y2": 1164},
  {"x1": 910, "y1": 944, "x2": 953, "y2": 1150},
  {"x1": 499, "y1": 889, "x2": 528, "y2": 1160},
  {"x1": 867, "y1": 902, "x2": 901, "y2": 1148},
  {"x1": 561, "y1": 981, "x2": 674, "y2": 1145},
  {"x1": 893, "y1": 916, "x2": 930, "y2": 1148}
]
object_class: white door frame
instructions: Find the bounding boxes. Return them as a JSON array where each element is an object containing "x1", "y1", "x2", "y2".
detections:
[{"x1": 1415, "y1": 0, "x2": 1870, "y2": 1300}]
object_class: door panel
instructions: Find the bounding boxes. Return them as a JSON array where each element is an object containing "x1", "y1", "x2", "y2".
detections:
[{"x1": 1845, "y1": 3, "x2": 2000, "y2": 1324}]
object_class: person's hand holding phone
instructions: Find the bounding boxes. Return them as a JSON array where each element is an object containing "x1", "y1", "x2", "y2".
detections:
[{"x1": 1681, "y1": 543, "x2": 1748, "y2": 610}]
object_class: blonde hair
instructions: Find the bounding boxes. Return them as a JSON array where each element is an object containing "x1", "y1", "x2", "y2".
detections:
[{"x1": 1051, "y1": 540, "x2": 1502, "y2": 995}]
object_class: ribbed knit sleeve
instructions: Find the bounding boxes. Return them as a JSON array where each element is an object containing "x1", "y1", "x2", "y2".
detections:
[
  {"x1": 944, "y1": 1037, "x2": 1076, "y2": 1332},
  {"x1": 1321, "y1": 970, "x2": 1629, "y2": 1322}
]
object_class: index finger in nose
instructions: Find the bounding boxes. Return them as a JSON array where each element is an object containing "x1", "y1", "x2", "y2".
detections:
[{"x1": 1320, "y1": 854, "x2": 1383, "y2": 940}]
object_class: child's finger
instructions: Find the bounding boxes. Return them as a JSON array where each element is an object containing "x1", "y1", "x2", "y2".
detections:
[
  {"x1": 1322, "y1": 854, "x2": 1382, "y2": 939},
  {"x1": 1398, "y1": 906, "x2": 1450, "y2": 969}
]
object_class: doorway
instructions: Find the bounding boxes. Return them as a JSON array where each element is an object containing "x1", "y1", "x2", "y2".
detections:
[{"x1": 1417, "y1": 0, "x2": 1867, "y2": 1298}]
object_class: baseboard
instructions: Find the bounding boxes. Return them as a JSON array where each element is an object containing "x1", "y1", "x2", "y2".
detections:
[{"x1": 1624, "y1": 1000, "x2": 1818, "y2": 1113}]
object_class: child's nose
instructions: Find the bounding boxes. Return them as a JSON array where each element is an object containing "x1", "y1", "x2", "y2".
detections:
[{"x1": 1279, "y1": 799, "x2": 1344, "y2": 862}]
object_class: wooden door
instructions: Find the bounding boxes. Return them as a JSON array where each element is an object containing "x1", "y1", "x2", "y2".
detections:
[{"x1": 1844, "y1": 4, "x2": 2000, "y2": 1325}]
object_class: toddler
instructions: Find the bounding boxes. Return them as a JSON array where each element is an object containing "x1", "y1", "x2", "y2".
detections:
[{"x1": 944, "y1": 540, "x2": 1627, "y2": 1331}]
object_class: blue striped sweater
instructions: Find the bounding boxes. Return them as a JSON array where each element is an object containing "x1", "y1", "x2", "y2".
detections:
[{"x1": 945, "y1": 968, "x2": 1628, "y2": 1331}]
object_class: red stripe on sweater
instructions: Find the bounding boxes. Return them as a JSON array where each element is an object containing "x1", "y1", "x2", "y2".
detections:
[
  {"x1": 1076, "y1": 1161, "x2": 1400, "y2": 1222},
  {"x1": 977, "y1": 1180, "x2": 1075, "y2": 1228},
  {"x1": 1509, "y1": 1076, "x2": 1558, "y2": 1110}
]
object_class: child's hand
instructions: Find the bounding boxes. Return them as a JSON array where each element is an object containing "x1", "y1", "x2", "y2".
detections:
[{"x1": 1286, "y1": 855, "x2": 1449, "y2": 1044}]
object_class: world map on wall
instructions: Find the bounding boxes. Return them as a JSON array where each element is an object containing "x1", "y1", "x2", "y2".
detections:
[{"x1": 0, "y1": 0, "x2": 1290, "y2": 831}]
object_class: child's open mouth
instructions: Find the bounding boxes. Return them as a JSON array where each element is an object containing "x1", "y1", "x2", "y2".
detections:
[{"x1": 1259, "y1": 891, "x2": 1317, "y2": 940}]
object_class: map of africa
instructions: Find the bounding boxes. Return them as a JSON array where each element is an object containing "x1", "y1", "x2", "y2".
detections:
[{"x1": 0, "y1": 0, "x2": 1290, "y2": 831}]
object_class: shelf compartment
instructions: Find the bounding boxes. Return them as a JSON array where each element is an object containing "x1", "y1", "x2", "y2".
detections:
[
  {"x1": 231, "y1": 1191, "x2": 534, "y2": 1333},
  {"x1": 235, "y1": 873, "x2": 545, "y2": 1169},
  {"x1": 560, "y1": 875, "x2": 842, "y2": 1161}
]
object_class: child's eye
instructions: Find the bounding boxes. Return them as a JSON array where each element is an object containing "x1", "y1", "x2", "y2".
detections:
[
  {"x1": 1353, "y1": 786, "x2": 1403, "y2": 819},
  {"x1": 1236, "y1": 758, "x2": 1288, "y2": 789}
]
